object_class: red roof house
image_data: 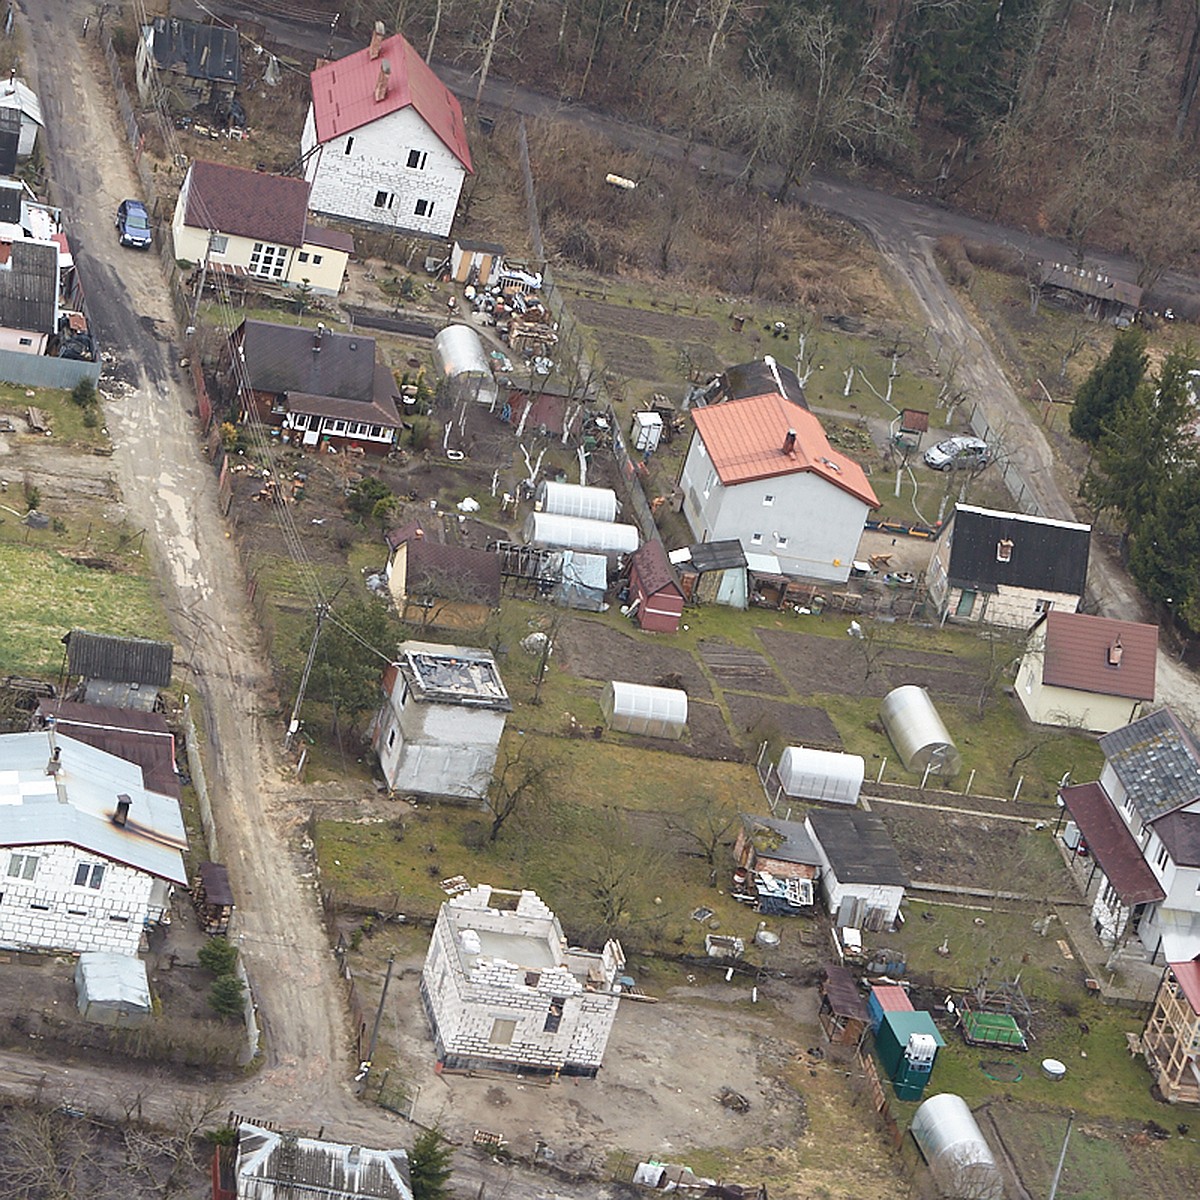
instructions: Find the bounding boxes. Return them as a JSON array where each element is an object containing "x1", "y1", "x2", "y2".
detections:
[
  {"x1": 678, "y1": 393, "x2": 878, "y2": 584},
  {"x1": 301, "y1": 26, "x2": 471, "y2": 239},
  {"x1": 627, "y1": 540, "x2": 684, "y2": 633}
]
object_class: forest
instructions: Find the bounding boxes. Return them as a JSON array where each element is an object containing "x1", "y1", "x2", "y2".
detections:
[{"x1": 349, "y1": 0, "x2": 1200, "y2": 284}]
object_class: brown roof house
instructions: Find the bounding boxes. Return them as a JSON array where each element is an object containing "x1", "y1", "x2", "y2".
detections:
[
  {"x1": 1058, "y1": 708, "x2": 1200, "y2": 966},
  {"x1": 384, "y1": 521, "x2": 501, "y2": 631},
  {"x1": 1015, "y1": 611, "x2": 1157, "y2": 733}
]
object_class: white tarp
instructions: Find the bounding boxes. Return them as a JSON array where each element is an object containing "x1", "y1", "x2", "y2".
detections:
[{"x1": 75, "y1": 952, "x2": 152, "y2": 1026}]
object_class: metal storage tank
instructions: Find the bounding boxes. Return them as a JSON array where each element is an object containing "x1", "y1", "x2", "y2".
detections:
[
  {"x1": 433, "y1": 324, "x2": 499, "y2": 408},
  {"x1": 601, "y1": 680, "x2": 687, "y2": 739},
  {"x1": 910, "y1": 1094, "x2": 1004, "y2": 1200},
  {"x1": 536, "y1": 481, "x2": 619, "y2": 523},
  {"x1": 778, "y1": 746, "x2": 865, "y2": 805},
  {"x1": 880, "y1": 685, "x2": 962, "y2": 776},
  {"x1": 524, "y1": 512, "x2": 639, "y2": 557}
]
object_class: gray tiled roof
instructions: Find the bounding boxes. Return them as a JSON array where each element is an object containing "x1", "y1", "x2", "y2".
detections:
[
  {"x1": 0, "y1": 240, "x2": 57, "y2": 336},
  {"x1": 64, "y1": 630, "x2": 174, "y2": 688},
  {"x1": 240, "y1": 320, "x2": 378, "y2": 403},
  {"x1": 1099, "y1": 708, "x2": 1200, "y2": 821},
  {"x1": 0, "y1": 732, "x2": 187, "y2": 884},
  {"x1": 806, "y1": 809, "x2": 908, "y2": 888}
]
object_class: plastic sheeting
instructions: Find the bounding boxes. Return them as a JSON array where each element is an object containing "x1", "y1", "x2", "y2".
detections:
[
  {"x1": 524, "y1": 512, "x2": 639, "y2": 556},
  {"x1": 75, "y1": 952, "x2": 152, "y2": 1026},
  {"x1": 601, "y1": 680, "x2": 687, "y2": 739},
  {"x1": 537, "y1": 481, "x2": 618, "y2": 523},
  {"x1": 910, "y1": 1094, "x2": 1003, "y2": 1200},
  {"x1": 552, "y1": 550, "x2": 607, "y2": 610},
  {"x1": 778, "y1": 746, "x2": 865, "y2": 805},
  {"x1": 880, "y1": 685, "x2": 962, "y2": 775},
  {"x1": 433, "y1": 324, "x2": 499, "y2": 408}
]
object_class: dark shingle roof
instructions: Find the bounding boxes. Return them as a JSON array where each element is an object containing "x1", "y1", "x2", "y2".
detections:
[
  {"x1": 183, "y1": 161, "x2": 309, "y2": 247},
  {"x1": 0, "y1": 240, "x2": 57, "y2": 335},
  {"x1": 63, "y1": 630, "x2": 174, "y2": 688},
  {"x1": 720, "y1": 358, "x2": 809, "y2": 409},
  {"x1": 0, "y1": 178, "x2": 23, "y2": 223},
  {"x1": 1152, "y1": 809, "x2": 1200, "y2": 868},
  {"x1": 239, "y1": 320, "x2": 378, "y2": 402},
  {"x1": 806, "y1": 809, "x2": 908, "y2": 888},
  {"x1": 1060, "y1": 782, "x2": 1165, "y2": 904},
  {"x1": 630, "y1": 539, "x2": 683, "y2": 600},
  {"x1": 740, "y1": 813, "x2": 822, "y2": 866},
  {"x1": 286, "y1": 366, "x2": 402, "y2": 428},
  {"x1": 408, "y1": 539, "x2": 502, "y2": 607},
  {"x1": 148, "y1": 17, "x2": 241, "y2": 84},
  {"x1": 1039, "y1": 611, "x2": 1157, "y2": 701},
  {"x1": 1099, "y1": 708, "x2": 1200, "y2": 822},
  {"x1": 946, "y1": 504, "x2": 1091, "y2": 596}
]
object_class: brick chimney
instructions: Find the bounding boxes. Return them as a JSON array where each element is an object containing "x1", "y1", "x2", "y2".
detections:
[
  {"x1": 782, "y1": 429, "x2": 797, "y2": 455},
  {"x1": 368, "y1": 20, "x2": 386, "y2": 60},
  {"x1": 374, "y1": 60, "x2": 391, "y2": 102}
]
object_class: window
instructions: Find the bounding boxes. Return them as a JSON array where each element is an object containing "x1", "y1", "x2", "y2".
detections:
[
  {"x1": 543, "y1": 997, "x2": 565, "y2": 1034},
  {"x1": 298, "y1": 251, "x2": 310, "y2": 263},
  {"x1": 67, "y1": 908, "x2": 88, "y2": 917},
  {"x1": 489, "y1": 1018, "x2": 516, "y2": 1046},
  {"x1": 524, "y1": 971, "x2": 541, "y2": 988},
  {"x1": 249, "y1": 242, "x2": 287, "y2": 279},
  {"x1": 955, "y1": 589, "x2": 977, "y2": 617},
  {"x1": 407, "y1": 149, "x2": 428, "y2": 169},
  {"x1": 344, "y1": 136, "x2": 354, "y2": 154},
  {"x1": 775, "y1": 535, "x2": 789, "y2": 549},
  {"x1": 30, "y1": 902, "x2": 50, "y2": 911},
  {"x1": 996, "y1": 538, "x2": 1013, "y2": 563},
  {"x1": 209, "y1": 234, "x2": 229, "y2": 254},
  {"x1": 1157, "y1": 845, "x2": 1170, "y2": 871},
  {"x1": 18, "y1": 336, "x2": 32, "y2": 346},
  {"x1": 750, "y1": 533, "x2": 763, "y2": 545},
  {"x1": 763, "y1": 494, "x2": 775, "y2": 506},
  {"x1": 387, "y1": 729, "x2": 396, "y2": 749},
  {"x1": 7, "y1": 853, "x2": 39, "y2": 881},
  {"x1": 109, "y1": 915, "x2": 129, "y2": 923},
  {"x1": 1035, "y1": 598, "x2": 1053, "y2": 615},
  {"x1": 74, "y1": 862, "x2": 105, "y2": 890},
  {"x1": 414, "y1": 198, "x2": 434, "y2": 217},
  {"x1": 312, "y1": 254, "x2": 323, "y2": 265},
  {"x1": 697, "y1": 441, "x2": 707, "y2": 459},
  {"x1": 374, "y1": 190, "x2": 391, "y2": 208}
]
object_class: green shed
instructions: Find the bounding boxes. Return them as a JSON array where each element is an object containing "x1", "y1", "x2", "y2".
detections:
[{"x1": 875, "y1": 1009, "x2": 945, "y2": 1101}]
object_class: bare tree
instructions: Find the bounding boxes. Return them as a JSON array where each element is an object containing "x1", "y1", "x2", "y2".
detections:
[
  {"x1": 666, "y1": 793, "x2": 738, "y2": 884},
  {"x1": 484, "y1": 737, "x2": 560, "y2": 842},
  {"x1": 583, "y1": 831, "x2": 666, "y2": 933},
  {"x1": 8, "y1": 1105, "x2": 97, "y2": 1200}
]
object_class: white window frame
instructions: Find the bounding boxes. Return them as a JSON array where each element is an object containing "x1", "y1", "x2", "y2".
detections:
[
  {"x1": 249, "y1": 242, "x2": 287, "y2": 280},
  {"x1": 74, "y1": 861, "x2": 106, "y2": 890},
  {"x1": 209, "y1": 234, "x2": 229, "y2": 254},
  {"x1": 750, "y1": 532, "x2": 764, "y2": 545},
  {"x1": 763, "y1": 494, "x2": 775, "y2": 507},
  {"x1": 8, "y1": 853, "x2": 39, "y2": 880},
  {"x1": 407, "y1": 149, "x2": 428, "y2": 170},
  {"x1": 414, "y1": 198, "x2": 434, "y2": 217}
]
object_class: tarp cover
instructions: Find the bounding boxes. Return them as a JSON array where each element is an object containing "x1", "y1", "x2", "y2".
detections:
[{"x1": 75, "y1": 952, "x2": 152, "y2": 1026}]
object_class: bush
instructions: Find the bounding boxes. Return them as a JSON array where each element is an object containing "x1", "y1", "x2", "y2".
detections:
[
  {"x1": 208, "y1": 973, "x2": 245, "y2": 1019},
  {"x1": 198, "y1": 936, "x2": 239, "y2": 976},
  {"x1": 82, "y1": 407, "x2": 100, "y2": 428},
  {"x1": 71, "y1": 379, "x2": 97, "y2": 409},
  {"x1": 24, "y1": 482, "x2": 40, "y2": 512},
  {"x1": 346, "y1": 476, "x2": 391, "y2": 520}
]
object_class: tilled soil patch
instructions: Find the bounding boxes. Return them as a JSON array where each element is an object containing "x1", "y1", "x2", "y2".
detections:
[
  {"x1": 699, "y1": 639, "x2": 787, "y2": 694},
  {"x1": 724, "y1": 694, "x2": 843, "y2": 749},
  {"x1": 571, "y1": 295, "x2": 720, "y2": 342},
  {"x1": 556, "y1": 618, "x2": 712, "y2": 698}
]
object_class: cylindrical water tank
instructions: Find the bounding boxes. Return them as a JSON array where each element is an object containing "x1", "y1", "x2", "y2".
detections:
[{"x1": 880, "y1": 685, "x2": 962, "y2": 776}]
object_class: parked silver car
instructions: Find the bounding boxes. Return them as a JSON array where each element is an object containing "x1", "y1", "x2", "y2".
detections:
[{"x1": 923, "y1": 435, "x2": 992, "y2": 471}]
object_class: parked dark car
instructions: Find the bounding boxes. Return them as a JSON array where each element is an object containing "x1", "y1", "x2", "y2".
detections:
[{"x1": 115, "y1": 199, "x2": 152, "y2": 250}]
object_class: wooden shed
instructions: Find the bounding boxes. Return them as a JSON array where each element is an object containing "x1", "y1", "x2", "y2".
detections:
[
  {"x1": 627, "y1": 540, "x2": 684, "y2": 633},
  {"x1": 193, "y1": 862, "x2": 234, "y2": 935},
  {"x1": 451, "y1": 238, "x2": 504, "y2": 286},
  {"x1": 819, "y1": 964, "x2": 870, "y2": 1046}
]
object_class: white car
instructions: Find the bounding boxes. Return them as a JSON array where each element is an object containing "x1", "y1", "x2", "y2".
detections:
[{"x1": 924, "y1": 435, "x2": 992, "y2": 471}]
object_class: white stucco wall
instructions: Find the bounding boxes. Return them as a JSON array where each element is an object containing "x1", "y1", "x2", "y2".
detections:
[
  {"x1": 1, "y1": 843, "x2": 159, "y2": 955},
  {"x1": 679, "y1": 432, "x2": 870, "y2": 583},
  {"x1": 1015, "y1": 647, "x2": 1143, "y2": 733},
  {"x1": 303, "y1": 103, "x2": 466, "y2": 238},
  {"x1": 0, "y1": 327, "x2": 47, "y2": 354}
]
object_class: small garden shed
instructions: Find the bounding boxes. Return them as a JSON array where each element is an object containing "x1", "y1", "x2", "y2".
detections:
[
  {"x1": 778, "y1": 746, "x2": 865, "y2": 805},
  {"x1": 74, "y1": 952, "x2": 152, "y2": 1027},
  {"x1": 627, "y1": 540, "x2": 685, "y2": 633},
  {"x1": 819, "y1": 964, "x2": 871, "y2": 1046},
  {"x1": 601, "y1": 680, "x2": 687, "y2": 739},
  {"x1": 536, "y1": 481, "x2": 618, "y2": 523}
]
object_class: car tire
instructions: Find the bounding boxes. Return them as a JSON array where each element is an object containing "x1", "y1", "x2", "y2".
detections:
[{"x1": 939, "y1": 462, "x2": 954, "y2": 472}]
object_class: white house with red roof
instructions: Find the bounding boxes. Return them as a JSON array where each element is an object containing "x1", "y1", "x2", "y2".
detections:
[
  {"x1": 301, "y1": 25, "x2": 472, "y2": 239},
  {"x1": 678, "y1": 392, "x2": 879, "y2": 583},
  {"x1": 172, "y1": 160, "x2": 353, "y2": 296},
  {"x1": 1015, "y1": 611, "x2": 1157, "y2": 733}
]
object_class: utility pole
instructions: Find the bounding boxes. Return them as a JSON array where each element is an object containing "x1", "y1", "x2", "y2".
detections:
[
  {"x1": 284, "y1": 602, "x2": 328, "y2": 751},
  {"x1": 1047, "y1": 1110, "x2": 1074, "y2": 1200},
  {"x1": 360, "y1": 951, "x2": 396, "y2": 1090},
  {"x1": 188, "y1": 230, "x2": 219, "y2": 335}
]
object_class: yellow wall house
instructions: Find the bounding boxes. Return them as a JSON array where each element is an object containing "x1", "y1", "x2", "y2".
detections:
[
  {"x1": 1015, "y1": 611, "x2": 1158, "y2": 733},
  {"x1": 172, "y1": 160, "x2": 352, "y2": 296}
]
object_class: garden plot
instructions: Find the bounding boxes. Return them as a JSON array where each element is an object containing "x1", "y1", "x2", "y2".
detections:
[
  {"x1": 572, "y1": 296, "x2": 721, "y2": 343},
  {"x1": 698, "y1": 639, "x2": 787, "y2": 694},
  {"x1": 681, "y1": 699, "x2": 745, "y2": 760},
  {"x1": 724, "y1": 694, "x2": 843, "y2": 750},
  {"x1": 555, "y1": 618, "x2": 712, "y2": 698}
]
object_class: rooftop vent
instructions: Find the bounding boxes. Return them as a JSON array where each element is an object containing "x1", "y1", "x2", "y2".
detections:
[
  {"x1": 368, "y1": 20, "x2": 386, "y2": 60},
  {"x1": 783, "y1": 429, "x2": 796, "y2": 455},
  {"x1": 114, "y1": 794, "x2": 132, "y2": 827},
  {"x1": 996, "y1": 538, "x2": 1014, "y2": 563},
  {"x1": 1108, "y1": 638, "x2": 1124, "y2": 667}
]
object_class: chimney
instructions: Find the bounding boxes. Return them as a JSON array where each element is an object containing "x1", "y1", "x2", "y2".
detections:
[
  {"x1": 368, "y1": 21, "x2": 385, "y2": 60},
  {"x1": 114, "y1": 795, "x2": 132, "y2": 827},
  {"x1": 1108, "y1": 638, "x2": 1124, "y2": 667},
  {"x1": 45, "y1": 745, "x2": 61, "y2": 776},
  {"x1": 782, "y1": 429, "x2": 797, "y2": 455},
  {"x1": 374, "y1": 60, "x2": 391, "y2": 103},
  {"x1": 413, "y1": 526, "x2": 424, "y2": 540},
  {"x1": 313, "y1": 322, "x2": 326, "y2": 353}
]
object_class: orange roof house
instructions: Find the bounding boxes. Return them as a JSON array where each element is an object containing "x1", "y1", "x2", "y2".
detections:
[{"x1": 678, "y1": 393, "x2": 878, "y2": 584}]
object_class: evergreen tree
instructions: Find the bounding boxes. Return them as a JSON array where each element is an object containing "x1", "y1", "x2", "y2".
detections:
[
  {"x1": 409, "y1": 1127, "x2": 454, "y2": 1200},
  {"x1": 1070, "y1": 327, "x2": 1148, "y2": 443},
  {"x1": 1128, "y1": 462, "x2": 1200, "y2": 634},
  {"x1": 1081, "y1": 350, "x2": 1195, "y2": 533},
  {"x1": 209, "y1": 974, "x2": 246, "y2": 1019}
]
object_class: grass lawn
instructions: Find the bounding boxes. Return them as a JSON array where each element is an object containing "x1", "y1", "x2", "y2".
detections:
[
  {"x1": 0, "y1": 542, "x2": 169, "y2": 676},
  {"x1": 0, "y1": 382, "x2": 110, "y2": 450}
]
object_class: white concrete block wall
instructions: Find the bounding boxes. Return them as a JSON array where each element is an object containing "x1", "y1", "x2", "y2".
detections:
[
  {"x1": 304, "y1": 105, "x2": 466, "y2": 239},
  {"x1": 1, "y1": 843, "x2": 156, "y2": 955}
]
